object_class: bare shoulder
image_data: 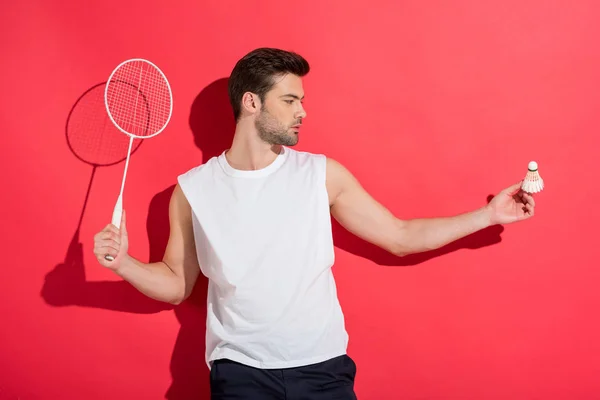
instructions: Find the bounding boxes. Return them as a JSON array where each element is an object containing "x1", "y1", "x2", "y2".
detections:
[
  {"x1": 169, "y1": 183, "x2": 193, "y2": 225},
  {"x1": 164, "y1": 183, "x2": 200, "y2": 290},
  {"x1": 324, "y1": 156, "x2": 404, "y2": 255},
  {"x1": 169, "y1": 184, "x2": 193, "y2": 245},
  {"x1": 325, "y1": 157, "x2": 360, "y2": 207}
]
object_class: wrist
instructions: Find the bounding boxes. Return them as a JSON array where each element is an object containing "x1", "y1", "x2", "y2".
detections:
[
  {"x1": 477, "y1": 204, "x2": 495, "y2": 228},
  {"x1": 114, "y1": 253, "x2": 134, "y2": 277}
]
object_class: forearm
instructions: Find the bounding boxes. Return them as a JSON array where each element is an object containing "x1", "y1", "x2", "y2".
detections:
[
  {"x1": 115, "y1": 255, "x2": 185, "y2": 304},
  {"x1": 397, "y1": 206, "x2": 492, "y2": 255}
]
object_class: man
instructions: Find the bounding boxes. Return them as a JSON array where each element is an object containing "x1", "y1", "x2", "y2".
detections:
[{"x1": 93, "y1": 47, "x2": 536, "y2": 399}]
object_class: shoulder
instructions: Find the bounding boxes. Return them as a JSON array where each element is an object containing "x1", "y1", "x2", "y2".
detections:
[
  {"x1": 176, "y1": 156, "x2": 220, "y2": 201},
  {"x1": 324, "y1": 156, "x2": 364, "y2": 206},
  {"x1": 178, "y1": 157, "x2": 219, "y2": 180},
  {"x1": 325, "y1": 157, "x2": 346, "y2": 174},
  {"x1": 177, "y1": 156, "x2": 220, "y2": 183},
  {"x1": 325, "y1": 156, "x2": 354, "y2": 184}
]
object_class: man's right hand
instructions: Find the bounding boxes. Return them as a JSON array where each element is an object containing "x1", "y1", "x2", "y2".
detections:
[
  {"x1": 93, "y1": 210, "x2": 129, "y2": 271},
  {"x1": 88, "y1": 186, "x2": 201, "y2": 305}
]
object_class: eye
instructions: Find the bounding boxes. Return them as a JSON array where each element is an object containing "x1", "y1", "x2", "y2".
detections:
[{"x1": 284, "y1": 100, "x2": 294, "y2": 104}]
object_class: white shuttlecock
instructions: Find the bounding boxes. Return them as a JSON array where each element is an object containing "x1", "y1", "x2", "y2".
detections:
[{"x1": 521, "y1": 161, "x2": 544, "y2": 193}]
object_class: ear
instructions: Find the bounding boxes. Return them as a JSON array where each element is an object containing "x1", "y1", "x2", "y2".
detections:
[{"x1": 241, "y1": 92, "x2": 261, "y2": 115}]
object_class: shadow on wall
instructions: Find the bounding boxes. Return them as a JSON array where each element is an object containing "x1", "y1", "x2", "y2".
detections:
[
  {"x1": 40, "y1": 77, "x2": 504, "y2": 399},
  {"x1": 40, "y1": 78, "x2": 235, "y2": 399}
]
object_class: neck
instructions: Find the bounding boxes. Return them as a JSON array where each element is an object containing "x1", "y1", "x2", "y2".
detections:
[{"x1": 225, "y1": 118, "x2": 281, "y2": 171}]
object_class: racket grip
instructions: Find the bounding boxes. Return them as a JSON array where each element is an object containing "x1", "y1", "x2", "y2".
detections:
[
  {"x1": 105, "y1": 195, "x2": 123, "y2": 262},
  {"x1": 111, "y1": 194, "x2": 123, "y2": 228}
]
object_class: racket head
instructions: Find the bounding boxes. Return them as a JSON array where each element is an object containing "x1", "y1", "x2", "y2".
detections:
[{"x1": 104, "y1": 58, "x2": 173, "y2": 139}]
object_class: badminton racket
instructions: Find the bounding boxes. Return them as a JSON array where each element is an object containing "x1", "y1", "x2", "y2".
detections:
[{"x1": 103, "y1": 58, "x2": 173, "y2": 261}]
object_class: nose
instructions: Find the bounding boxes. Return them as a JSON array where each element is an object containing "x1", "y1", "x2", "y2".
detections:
[{"x1": 295, "y1": 104, "x2": 307, "y2": 119}]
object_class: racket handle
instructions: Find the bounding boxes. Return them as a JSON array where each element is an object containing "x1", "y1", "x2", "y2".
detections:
[
  {"x1": 105, "y1": 194, "x2": 123, "y2": 262},
  {"x1": 111, "y1": 194, "x2": 123, "y2": 227}
]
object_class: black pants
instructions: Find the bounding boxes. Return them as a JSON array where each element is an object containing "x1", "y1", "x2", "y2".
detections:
[{"x1": 210, "y1": 354, "x2": 358, "y2": 399}]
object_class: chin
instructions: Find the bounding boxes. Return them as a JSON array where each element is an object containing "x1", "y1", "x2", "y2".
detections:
[
  {"x1": 286, "y1": 137, "x2": 299, "y2": 146},
  {"x1": 275, "y1": 133, "x2": 298, "y2": 147}
]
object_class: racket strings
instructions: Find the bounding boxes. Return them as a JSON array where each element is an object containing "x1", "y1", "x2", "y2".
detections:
[{"x1": 106, "y1": 60, "x2": 171, "y2": 138}]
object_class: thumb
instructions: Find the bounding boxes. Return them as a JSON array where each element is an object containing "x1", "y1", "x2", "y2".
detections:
[
  {"x1": 120, "y1": 209, "x2": 128, "y2": 238},
  {"x1": 504, "y1": 180, "x2": 523, "y2": 196}
]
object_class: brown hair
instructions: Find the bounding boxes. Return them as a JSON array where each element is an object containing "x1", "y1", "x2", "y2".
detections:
[{"x1": 228, "y1": 48, "x2": 310, "y2": 121}]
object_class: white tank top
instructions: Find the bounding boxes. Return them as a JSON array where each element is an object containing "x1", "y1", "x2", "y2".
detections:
[{"x1": 177, "y1": 146, "x2": 348, "y2": 370}]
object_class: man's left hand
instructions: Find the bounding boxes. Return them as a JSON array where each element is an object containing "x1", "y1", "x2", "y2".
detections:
[{"x1": 486, "y1": 181, "x2": 536, "y2": 225}]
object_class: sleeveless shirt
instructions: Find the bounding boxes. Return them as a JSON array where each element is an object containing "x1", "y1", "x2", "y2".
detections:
[{"x1": 177, "y1": 146, "x2": 349, "y2": 369}]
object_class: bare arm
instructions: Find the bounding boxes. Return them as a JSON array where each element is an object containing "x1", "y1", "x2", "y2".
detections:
[
  {"x1": 326, "y1": 158, "x2": 534, "y2": 257},
  {"x1": 94, "y1": 184, "x2": 200, "y2": 304}
]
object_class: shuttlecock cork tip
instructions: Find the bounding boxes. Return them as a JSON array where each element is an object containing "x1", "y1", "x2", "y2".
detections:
[{"x1": 528, "y1": 161, "x2": 538, "y2": 171}]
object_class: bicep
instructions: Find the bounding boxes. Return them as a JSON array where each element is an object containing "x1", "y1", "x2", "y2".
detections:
[
  {"x1": 326, "y1": 158, "x2": 405, "y2": 255},
  {"x1": 163, "y1": 184, "x2": 201, "y2": 298}
]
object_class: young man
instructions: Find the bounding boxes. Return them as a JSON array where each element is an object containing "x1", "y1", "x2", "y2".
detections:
[{"x1": 93, "y1": 48, "x2": 536, "y2": 399}]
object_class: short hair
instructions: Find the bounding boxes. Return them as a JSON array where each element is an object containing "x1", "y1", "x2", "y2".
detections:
[{"x1": 228, "y1": 47, "x2": 310, "y2": 121}]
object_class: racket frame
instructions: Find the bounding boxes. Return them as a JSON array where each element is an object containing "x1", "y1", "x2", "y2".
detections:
[{"x1": 103, "y1": 58, "x2": 173, "y2": 261}]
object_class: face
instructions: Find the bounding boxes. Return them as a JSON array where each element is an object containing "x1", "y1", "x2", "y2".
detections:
[{"x1": 254, "y1": 74, "x2": 306, "y2": 146}]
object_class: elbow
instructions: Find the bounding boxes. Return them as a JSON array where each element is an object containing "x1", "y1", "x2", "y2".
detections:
[
  {"x1": 170, "y1": 282, "x2": 195, "y2": 306},
  {"x1": 167, "y1": 282, "x2": 187, "y2": 305},
  {"x1": 389, "y1": 221, "x2": 438, "y2": 257},
  {"x1": 168, "y1": 296, "x2": 184, "y2": 306},
  {"x1": 168, "y1": 289, "x2": 188, "y2": 305},
  {"x1": 391, "y1": 240, "x2": 438, "y2": 257},
  {"x1": 388, "y1": 234, "x2": 412, "y2": 257},
  {"x1": 390, "y1": 220, "x2": 412, "y2": 257},
  {"x1": 390, "y1": 239, "x2": 437, "y2": 257},
  {"x1": 390, "y1": 244, "x2": 410, "y2": 257}
]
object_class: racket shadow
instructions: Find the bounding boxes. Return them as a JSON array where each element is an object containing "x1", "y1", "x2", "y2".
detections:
[
  {"x1": 39, "y1": 82, "x2": 173, "y2": 393},
  {"x1": 40, "y1": 80, "x2": 163, "y2": 308},
  {"x1": 41, "y1": 82, "x2": 164, "y2": 312}
]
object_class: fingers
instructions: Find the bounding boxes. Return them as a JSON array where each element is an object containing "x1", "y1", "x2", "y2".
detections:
[
  {"x1": 97, "y1": 246, "x2": 119, "y2": 262},
  {"x1": 93, "y1": 226, "x2": 121, "y2": 247},
  {"x1": 93, "y1": 224, "x2": 122, "y2": 264},
  {"x1": 523, "y1": 202, "x2": 535, "y2": 216},
  {"x1": 517, "y1": 192, "x2": 535, "y2": 218},
  {"x1": 516, "y1": 190, "x2": 535, "y2": 207},
  {"x1": 96, "y1": 230, "x2": 121, "y2": 245},
  {"x1": 522, "y1": 192, "x2": 535, "y2": 207},
  {"x1": 505, "y1": 181, "x2": 524, "y2": 196},
  {"x1": 93, "y1": 223, "x2": 120, "y2": 239}
]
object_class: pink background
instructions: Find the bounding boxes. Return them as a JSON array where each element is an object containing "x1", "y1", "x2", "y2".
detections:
[{"x1": 1, "y1": 1, "x2": 598, "y2": 399}]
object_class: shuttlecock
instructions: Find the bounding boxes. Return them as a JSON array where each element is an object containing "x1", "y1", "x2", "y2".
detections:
[{"x1": 521, "y1": 161, "x2": 544, "y2": 193}]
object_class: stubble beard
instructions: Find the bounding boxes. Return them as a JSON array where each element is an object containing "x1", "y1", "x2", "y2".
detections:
[{"x1": 255, "y1": 108, "x2": 299, "y2": 146}]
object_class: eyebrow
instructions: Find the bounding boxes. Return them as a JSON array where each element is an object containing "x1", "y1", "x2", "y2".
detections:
[{"x1": 279, "y1": 94, "x2": 305, "y2": 100}]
